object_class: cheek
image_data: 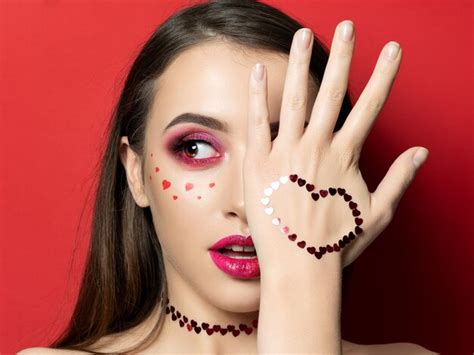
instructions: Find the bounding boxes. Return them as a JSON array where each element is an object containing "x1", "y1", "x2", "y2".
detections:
[
  {"x1": 147, "y1": 153, "x2": 219, "y2": 260},
  {"x1": 147, "y1": 152, "x2": 217, "y2": 203}
]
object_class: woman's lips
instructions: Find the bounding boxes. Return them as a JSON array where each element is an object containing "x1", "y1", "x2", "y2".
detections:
[
  {"x1": 208, "y1": 250, "x2": 260, "y2": 279},
  {"x1": 209, "y1": 234, "x2": 254, "y2": 250}
]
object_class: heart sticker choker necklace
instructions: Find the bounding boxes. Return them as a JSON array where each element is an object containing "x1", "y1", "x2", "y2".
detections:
[
  {"x1": 260, "y1": 173, "x2": 364, "y2": 259},
  {"x1": 161, "y1": 296, "x2": 258, "y2": 336}
]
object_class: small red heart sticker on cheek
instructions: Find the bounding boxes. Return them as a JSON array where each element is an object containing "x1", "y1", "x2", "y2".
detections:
[{"x1": 162, "y1": 179, "x2": 171, "y2": 190}]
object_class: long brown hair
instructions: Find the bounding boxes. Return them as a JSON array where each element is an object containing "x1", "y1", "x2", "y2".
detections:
[{"x1": 50, "y1": 0, "x2": 354, "y2": 353}]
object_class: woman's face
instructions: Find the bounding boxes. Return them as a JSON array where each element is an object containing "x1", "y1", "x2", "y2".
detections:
[{"x1": 123, "y1": 40, "x2": 318, "y2": 315}]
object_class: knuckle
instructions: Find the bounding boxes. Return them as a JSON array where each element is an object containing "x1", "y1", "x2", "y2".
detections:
[
  {"x1": 325, "y1": 86, "x2": 345, "y2": 105},
  {"x1": 336, "y1": 146, "x2": 357, "y2": 169},
  {"x1": 286, "y1": 94, "x2": 307, "y2": 111},
  {"x1": 251, "y1": 85, "x2": 266, "y2": 96},
  {"x1": 364, "y1": 97, "x2": 384, "y2": 115},
  {"x1": 288, "y1": 53, "x2": 311, "y2": 66},
  {"x1": 375, "y1": 61, "x2": 393, "y2": 76},
  {"x1": 301, "y1": 138, "x2": 325, "y2": 162},
  {"x1": 333, "y1": 44, "x2": 352, "y2": 59},
  {"x1": 311, "y1": 143, "x2": 326, "y2": 160}
]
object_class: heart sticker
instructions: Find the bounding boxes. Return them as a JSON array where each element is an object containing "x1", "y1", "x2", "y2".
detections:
[
  {"x1": 261, "y1": 173, "x2": 364, "y2": 260},
  {"x1": 162, "y1": 179, "x2": 171, "y2": 190}
]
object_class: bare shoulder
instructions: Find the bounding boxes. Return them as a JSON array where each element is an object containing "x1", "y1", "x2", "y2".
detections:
[
  {"x1": 17, "y1": 348, "x2": 90, "y2": 354},
  {"x1": 351, "y1": 342, "x2": 439, "y2": 355}
]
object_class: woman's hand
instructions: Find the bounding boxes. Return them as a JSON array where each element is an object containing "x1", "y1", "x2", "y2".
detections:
[{"x1": 243, "y1": 20, "x2": 429, "y2": 270}]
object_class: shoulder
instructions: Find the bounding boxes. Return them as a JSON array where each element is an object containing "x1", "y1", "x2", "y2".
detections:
[
  {"x1": 17, "y1": 348, "x2": 90, "y2": 354},
  {"x1": 351, "y1": 342, "x2": 439, "y2": 355}
]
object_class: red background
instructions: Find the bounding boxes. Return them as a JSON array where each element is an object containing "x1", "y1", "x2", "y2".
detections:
[{"x1": 1, "y1": 0, "x2": 472, "y2": 354}]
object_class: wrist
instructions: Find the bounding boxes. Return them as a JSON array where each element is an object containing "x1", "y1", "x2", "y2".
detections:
[
  {"x1": 257, "y1": 248, "x2": 343, "y2": 354},
  {"x1": 259, "y1": 250, "x2": 342, "y2": 291}
]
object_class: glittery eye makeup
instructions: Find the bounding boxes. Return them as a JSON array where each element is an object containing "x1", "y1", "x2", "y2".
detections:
[{"x1": 166, "y1": 129, "x2": 223, "y2": 167}]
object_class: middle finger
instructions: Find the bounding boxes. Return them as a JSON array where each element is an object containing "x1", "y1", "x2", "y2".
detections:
[{"x1": 302, "y1": 20, "x2": 355, "y2": 149}]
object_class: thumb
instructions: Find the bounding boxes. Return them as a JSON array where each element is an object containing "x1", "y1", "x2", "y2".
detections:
[{"x1": 371, "y1": 147, "x2": 429, "y2": 220}]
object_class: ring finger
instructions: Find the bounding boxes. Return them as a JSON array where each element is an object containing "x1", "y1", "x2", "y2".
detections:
[{"x1": 332, "y1": 41, "x2": 402, "y2": 157}]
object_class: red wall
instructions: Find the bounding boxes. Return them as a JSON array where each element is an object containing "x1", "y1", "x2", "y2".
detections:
[{"x1": 1, "y1": 1, "x2": 472, "y2": 354}]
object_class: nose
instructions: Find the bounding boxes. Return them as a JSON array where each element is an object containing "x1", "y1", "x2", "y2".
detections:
[{"x1": 222, "y1": 148, "x2": 248, "y2": 228}]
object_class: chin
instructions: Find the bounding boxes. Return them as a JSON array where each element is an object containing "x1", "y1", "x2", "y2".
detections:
[{"x1": 204, "y1": 277, "x2": 261, "y2": 313}]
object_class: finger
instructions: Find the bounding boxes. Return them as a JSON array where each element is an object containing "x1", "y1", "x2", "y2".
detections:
[
  {"x1": 371, "y1": 147, "x2": 429, "y2": 223},
  {"x1": 332, "y1": 41, "x2": 401, "y2": 157},
  {"x1": 303, "y1": 20, "x2": 355, "y2": 148},
  {"x1": 246, "y1": 63, "x2": 271, "y2": 166},
  {"x1": 277, "y1": 27, "x2": 314, "y2": 145}
]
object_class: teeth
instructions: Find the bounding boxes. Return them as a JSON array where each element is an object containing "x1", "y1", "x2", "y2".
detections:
[
  {"x1": 227, "y1": 255, "x2": 257, "y2": 259},
  {"x1": 223, "y1": 245, "x2": 256, "y2": 252}
]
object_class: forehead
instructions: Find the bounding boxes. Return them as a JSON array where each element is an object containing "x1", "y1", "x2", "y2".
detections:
[{"x1": 149, "y1": 40, "x2": 317, "y2": 131}]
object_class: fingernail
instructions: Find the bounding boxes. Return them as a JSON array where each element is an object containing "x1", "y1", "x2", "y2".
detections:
[
  {"x1": 253, "y1": 63, "x2": 264, "y2": 81},
  {"x1": 298, "y1": 28, "x2": 312, "y2": 50},
  {"x1": 413, "y1": 148, "x2": 429, "y2": 168},
  {"x1": 385, "y1": 42, "x2": 400, "y2": 60},
  {"x1": 339, "y1": 21, "x2": 354, "y2": 42}
]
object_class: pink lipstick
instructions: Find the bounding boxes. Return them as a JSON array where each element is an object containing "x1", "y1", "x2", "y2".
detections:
[{"x1": 208, "y1": 235, "x2": 260, "y2": 278}]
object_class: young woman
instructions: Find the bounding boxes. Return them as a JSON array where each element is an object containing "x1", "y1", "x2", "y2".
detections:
[{"x1": 20, "y1": 1, "x2": 436, "y2": 354}]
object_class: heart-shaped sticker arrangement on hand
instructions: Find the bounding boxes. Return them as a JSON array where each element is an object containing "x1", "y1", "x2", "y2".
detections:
[{"x1": 260, "y1": 173, "x2": 364, "y2": 260}]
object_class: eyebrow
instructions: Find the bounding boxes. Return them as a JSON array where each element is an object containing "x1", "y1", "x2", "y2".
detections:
[{"x1": 163, "y1": 112, "x2": 308, "y2": 135}]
